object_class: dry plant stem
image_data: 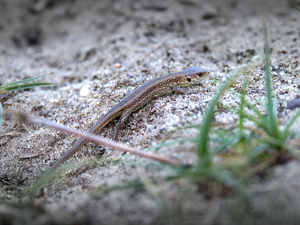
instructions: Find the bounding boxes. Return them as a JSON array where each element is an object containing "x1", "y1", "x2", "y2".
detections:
[
  {"x1": 247, "y1": 157, "x2": 275, "y2": 176},
  {"x1": 0, "y1": 132, "x2": 23, "y2": 137},
  {"x1": 13, "y1": 113, "x2": 180, "y2": 166},
  {"x1": 244, "y1": 126, "x2": 266, "y2": 137}
]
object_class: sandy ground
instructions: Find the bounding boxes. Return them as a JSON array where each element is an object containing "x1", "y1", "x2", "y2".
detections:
[{"x1": 1, "y1": 0, "x2": 300, "y2": 224}]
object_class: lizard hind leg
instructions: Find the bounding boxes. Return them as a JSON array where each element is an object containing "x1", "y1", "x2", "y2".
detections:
[{"x1": 113, "y1": 109, "x2": 131, "y2": 141}]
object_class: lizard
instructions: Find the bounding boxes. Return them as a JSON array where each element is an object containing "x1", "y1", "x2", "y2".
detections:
[{"x1": 48, "y1": 67, "x2": 210, "y2": 172}]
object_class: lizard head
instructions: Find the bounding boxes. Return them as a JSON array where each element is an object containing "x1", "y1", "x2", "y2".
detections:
[{"x1": 179, "y1": 67, "x2": 210, "y2": 87}]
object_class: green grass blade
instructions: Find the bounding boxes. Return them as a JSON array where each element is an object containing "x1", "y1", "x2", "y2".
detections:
[
  {"x1": 212, "y1": 132, "x2": 243, "y2": 151},
  {"x1": 231, "y1": 90, "x2": 268, "y2": 124},
  {"x1": 1, "y1": 82, "x2": 54, "y2": 93},
  {"x1": 263, "y1": 137, "x2": 284, "y2": 149},
  {"x1": 0, "y1": 73, "x2": 47, "y2": 89},
  {"x1": 262, "y1": 16, "x2": 279, "y2": 138},
  {"x1": 0, "y1": 102, "x2": 2, "y2": 126},
  {"x1": 0, "y1": 65, "x2": 61, "y2": 91},
  {"x1": 287, "y1": 0, "x2": 300, "y2": 12},
  {"x1": 238, "y1": 73, "x2": 249, "y2": 133},
  {"x1": 200, "y1": 133, "x2": 244, "y2": 166},
  {"x1": 244, "y1": 100, "x2": 268, "y2": 124},
  {"x1": 263, "y1": 138, "x2": 300, "y2": 159},
  {"x1": 197, "y1": 56, "x2": 261, "y2": 167},
  {"x1": 247, "y1": 142, "x2": 268, "y2": 160},
  {"x1": 281, "y1": 108, "x2": 300, "y2": 139},
  {"x1": 243, "y1": 114, "x2": 267, "y2": 131},
  {"x1": 0, "y1": 63, "x2": 63, "y2": 93}
]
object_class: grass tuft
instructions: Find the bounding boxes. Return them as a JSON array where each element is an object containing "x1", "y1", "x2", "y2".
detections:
[
  {"x1": 0, "y1": 63, "x2": 62, "y2": 126},
  {"x1": 0, "y1": 65, "x2": 61, "y2": 93}
]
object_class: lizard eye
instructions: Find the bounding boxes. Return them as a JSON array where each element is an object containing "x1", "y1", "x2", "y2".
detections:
[
  {"x1": 187, "y1": 77, "x2": 191, "y2": 82},
  {"x1": 197, "y1": 72, "x2": 203, "y2": 77}
]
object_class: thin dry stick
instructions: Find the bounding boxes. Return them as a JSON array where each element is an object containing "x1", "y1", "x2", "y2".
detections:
[
  {"x1": 12, "y1": 113, "x2": 180, "y2": 166},
  {"x1": 0, "y1": 132, "x2": 23, "y2": 137}
]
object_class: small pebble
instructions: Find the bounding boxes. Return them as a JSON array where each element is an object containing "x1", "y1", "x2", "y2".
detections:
[
  {"x1": 80, "y1": 85, "x2": 90, "y2": 97},
  {"x1": 113, "y1": 63, "x2": 121, "y2": 69},
  {"x1": 19, "y1": 150, "x2": 39, "y2": 159},
  {"x1": 287, "y1": 98, "x2": 300, "y2": 109}
]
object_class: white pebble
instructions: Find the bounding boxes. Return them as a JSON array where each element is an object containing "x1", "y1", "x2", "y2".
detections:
[{"x1": 79, "y1": 85, "x2": 90, "y2": 97}]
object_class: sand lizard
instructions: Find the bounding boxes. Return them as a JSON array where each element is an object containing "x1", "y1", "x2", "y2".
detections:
[{"x1": 48, "y1": 67, "x2": 210, "y2": 172}]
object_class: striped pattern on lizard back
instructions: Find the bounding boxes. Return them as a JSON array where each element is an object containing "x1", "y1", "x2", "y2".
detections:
[{"x1": 46, "y1": 67, "x2": 210, "y2": 173}]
